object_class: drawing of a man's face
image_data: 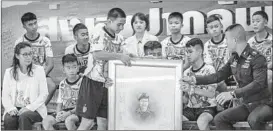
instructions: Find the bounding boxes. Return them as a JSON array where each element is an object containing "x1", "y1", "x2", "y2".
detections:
[{"x1": 139, "y1": 98, "x2": 149, "y2": 112}]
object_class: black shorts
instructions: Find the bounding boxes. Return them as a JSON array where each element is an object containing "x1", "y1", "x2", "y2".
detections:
[
  {"x1": 183, "y1": 107, "x2": 217, "y2": 121},
  {"x1": 76, "y1": 76, "x2": 108, "y2": 119}
]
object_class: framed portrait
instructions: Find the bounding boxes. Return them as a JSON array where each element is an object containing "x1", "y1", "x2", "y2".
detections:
[{"x1": 108, "y1": 59, "x2": 183, "y2": 130}]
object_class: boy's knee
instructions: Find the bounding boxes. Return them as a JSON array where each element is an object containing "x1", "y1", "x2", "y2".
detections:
[
  {"x1": 97, "y1": 117, "x2": 107, "y2": 130},
  {"x1": 247, "y1": 114, "x2": 261, "y2": 126},
  {"x1": 4, "y1": 114, "x2": 17, "y2": 123},
  {"x1": 42, "y1": 116, "x2": 55, "y2": 126},
  {"x1": 78, "y1": 118, "x2": 95, "y2": 130},
  {"x1": 65, "y1": 115, "x2": 78, "y2": 125},
  {"x1": 81, "y1": 118, "x2": 95, "y2": 126},
  {"x1": 197, "y1": 113, "x2": 213, "y2": 125}
]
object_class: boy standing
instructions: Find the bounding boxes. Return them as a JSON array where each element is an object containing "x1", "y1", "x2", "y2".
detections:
[
  {"x1": 161, "y1": 12, "x2": 191, "y2": 69},
  {"x1": 14, "y1": 12, "x2": 56, "y2": 105},
  {"x1": 42, "y1": 54, "x2": 82, "y2": 130},
  {"x1": 78, "y1": 8, "x2": 132, "y2": 130},
  {"x1": 181, "y1": 38, "x2": 217, "y2": 130},
  {"x1": 65, "y1": 23, "x2": 91, "y2": 74}
]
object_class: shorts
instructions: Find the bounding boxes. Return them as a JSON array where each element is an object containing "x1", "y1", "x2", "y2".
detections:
[
  {"x1": 183, "y1": 107, "x2": 217, "y2": 121},
  {"x1": 76, "y1": 76, "x2": 108, "y2": 119}
]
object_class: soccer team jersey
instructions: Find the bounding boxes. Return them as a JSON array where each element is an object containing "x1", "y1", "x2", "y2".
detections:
[
  {"x1": 65, "y1": 43, "x2": 91, "y2": 73},
  {"x1": 85, "y1": 26, "x2": 124, "y2": 82},
  {"x1": 248, "y1": 32, "x2": 272, "y2": 63},
  {"x1": 161, "y1": 35, "x2": 191, "y2": 61},
  {"x1": 57, "y1": 76, "x2": 83, "y2": 110},
  {"x1": 14, "y1": 33, "x2": 53, "y2": 68},
  {"x1": 183, "y1": 63, "x2": 217, "y2": 108},
  {"x1": 203, "y1": 35, "x2": 230, "y2": 71}
]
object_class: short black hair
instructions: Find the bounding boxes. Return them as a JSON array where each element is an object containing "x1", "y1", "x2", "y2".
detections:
[
  {"x1": 138, "y1": 93, "x2": 149, "y2": 101},
  {"x1": 21, "y1": 12, "x2": 37, "y2": 25},
  {"x1": 131, "y1": 12, "x2": 149, "y2": 31},
  {"x1": 144, "y1": 41, "x2": 162, "y2": 51},
  {"x1": 185, "y1": 38, "x2": 204, "y2": 51},
  {"x1": 168, "y1": 12, "x2": 183, "y2": 22},
  {"x1": 107, "y1": 8, "x2": 126, "y2": 19},
  {"x1": 253, "y1": 11, "x2": 268, "y2": 21},
  {"x1": 206, "y1": 14, "x2": 223, "y2": 24},
  {"x1": 73, "y1": 23, "x2": 88, "y2": 35},
  {"x1": 62, "y1": 54, "x2": 79, "y2": 65},
  {"x1": 225, "y1": 23, "x2": 241, "y2": 32}
]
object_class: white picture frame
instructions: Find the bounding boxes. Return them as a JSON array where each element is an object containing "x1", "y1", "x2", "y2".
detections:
[{"x1": 108, "y1": 59, "x2": 183, "y2": 130}]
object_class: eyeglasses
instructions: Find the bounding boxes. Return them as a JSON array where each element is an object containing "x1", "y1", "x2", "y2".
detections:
[{"x1": 20, "y1": 52, "x2": 33, "y2": 58}]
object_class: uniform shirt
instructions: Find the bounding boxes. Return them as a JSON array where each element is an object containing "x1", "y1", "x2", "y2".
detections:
[
  {"x1": 86, "y1": 26, "x2": 124, "y2": 82},
  {"x1": 122, "y1": 31, "x2": 158, "y2": 57},
  {"x1": 204, "y1": 35, "x2": 230, "y2": 71},
  {"x1": 57, "y1": 76, "x2": 82, "y2": 110},
  {"x1": 65, "y1": 43, "x2": 91, "y2": 73},
  {"x1": 196, "y1": 45, "x2": 270, "y2": 104},
  {"x1": 135, "y1": 107, "x2": 155, "y2": 121},
  {"x1": 184, "y1": 63, "x2": 217, "y2": 108},
  {"x1": 14, "y1": 33, "x2": 54, "y2": 68},
  {"x1": 248, "y1": 32, "x2": 272, "y2": 64},
  {"x1": 161, "y1": 35, "x2": 191, "y2": 61}
]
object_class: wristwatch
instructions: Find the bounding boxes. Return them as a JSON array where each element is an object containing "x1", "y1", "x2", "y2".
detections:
[{"x1": 230, "y1": 91, "x2": 236, "y2": 98}]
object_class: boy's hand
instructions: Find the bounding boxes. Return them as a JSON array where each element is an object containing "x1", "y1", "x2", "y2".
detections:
[
  {"x1": 128, "y1": 53, "x2": 137, "y2": 58},
  {"x1": 105, "y1": 78, "x2": 113, "y2": 88},
  {"x1": 180, "y1": 76, "x2": 196, "y2": 85},
  {"x1": 180, "y1": 83, "x2": 190, "y2": 92},
  {"x1": 119, "y1": 54, "x2": 132, "y2": 66},
  {"x1": 8, "y1": 109, "x2": 18, "y2": 116}
]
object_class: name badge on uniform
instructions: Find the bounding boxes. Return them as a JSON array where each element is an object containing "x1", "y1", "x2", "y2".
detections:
[{"x1": 242, "y1": 60, "x2": 250, "y2": 68}]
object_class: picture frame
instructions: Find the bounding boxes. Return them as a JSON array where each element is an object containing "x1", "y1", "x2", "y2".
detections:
[{"x1": 108, "y1": 58, "x2": 183, "y2": 130}]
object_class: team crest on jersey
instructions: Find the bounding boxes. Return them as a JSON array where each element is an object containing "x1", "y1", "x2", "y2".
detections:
[
  {"x1": 60, "y1": 82, "x2": 80, "y2": 109},
  {"x1": 103, "y1": 34, "x2": 122, "y2": 53},
  {"x1": 165, "y1": 46, "x2": 186, "y2": 60},
  {"x1": 32, "y1": 45, "x2": 46, "y2": 65},
  {"x1": 208, "y1": 46, "x2": 227, "y2": 69}
]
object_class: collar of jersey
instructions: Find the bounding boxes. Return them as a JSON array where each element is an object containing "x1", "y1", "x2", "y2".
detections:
[
  {"x1": 75, "y1": 43, "x2": 91, "y2": 55},
  {"x1": 103, "y1": 26, "x2": 115, "y2": 39},
  {"x1": 191, "y1": 62, "x2": 206, "y2": 73},
  {"x1": 211, "y1": 34, "x2": 225, "y2": 45},
  {"x1": 65, "y1": 75, "x2": 82, "y2": 85},
  {"x1": 24, "y1": 33, "x2": 40, "y2": 42},
  {"x1": 170, "y1": 35, "x2": 184, "y2": 45},
  {"x1": 254, "y1": 32, "x2": 270, "y2": 44}
]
